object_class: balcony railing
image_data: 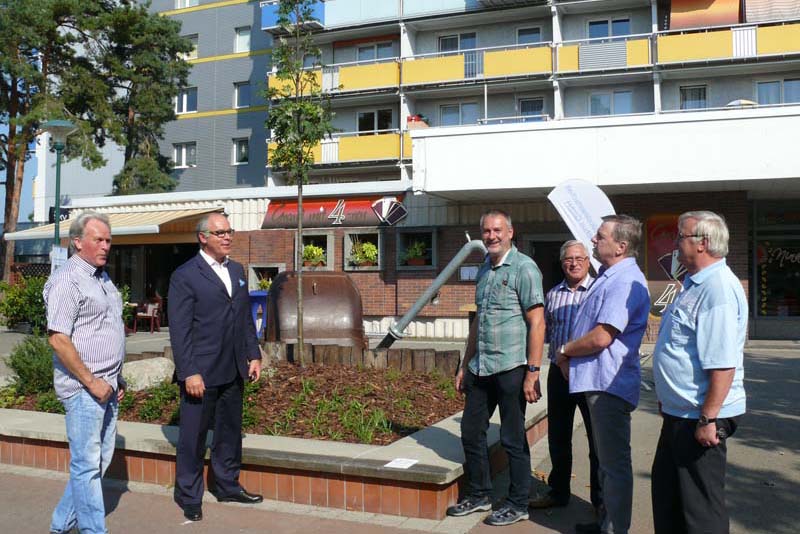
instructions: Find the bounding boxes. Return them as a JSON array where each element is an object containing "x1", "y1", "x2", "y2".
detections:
[
  {"x1": 269, "y1": 129, "x2": 402, "y2": 167},
  {"x1": 478, "y1": 114, "x2": 550, "y2": 125},
  {"x1": 557, "y1": 33, "x2": 652, "y2": 73},
  {"x1": 401, "y1": 42, "x2": 552, "y2": 86},
  {"x1": 657, "y1": 20, "x2": 800, "y2": 64},
  {"x1": 268, "y1": 58, "x2": 400, "y2": 96}
]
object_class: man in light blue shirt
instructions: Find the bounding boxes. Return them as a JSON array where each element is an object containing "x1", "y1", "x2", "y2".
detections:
[
  {"x1": 651, "y1": 211, "x2": 747, "y2": 534},
  {"x1": 555, "y1": 215, "x2": 651, "y2": 534}
]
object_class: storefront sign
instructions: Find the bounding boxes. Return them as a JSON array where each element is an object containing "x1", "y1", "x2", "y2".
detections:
[
  {"x1": 645, "y1": 214, "x2": 686, "y2": 316},
  {"x1": 262, "y1": 196, "x2": 404, "y2": 229}
]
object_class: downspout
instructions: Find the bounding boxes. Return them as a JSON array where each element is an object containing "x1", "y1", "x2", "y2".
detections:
[{"x1": 378, "y1": 237, "x2": 487, "y2": 349}]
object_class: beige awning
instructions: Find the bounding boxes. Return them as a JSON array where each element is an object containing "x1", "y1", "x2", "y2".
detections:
[{"x1": 3, "y1": 208, "x2": 222, "y2": 241}]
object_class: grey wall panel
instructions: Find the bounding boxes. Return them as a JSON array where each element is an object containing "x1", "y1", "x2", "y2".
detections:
[
  {"x1": 561, "y1": 8, "x2": 650, "y2": 41},
  {"x1": 211, "y1": 56, "x2": 270, "y2": 109}
]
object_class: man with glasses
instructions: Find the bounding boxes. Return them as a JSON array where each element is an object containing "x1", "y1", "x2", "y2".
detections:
[
  {"x1": 530, "y1": 240, "x2": 602, "y2": 519},
  {"x1": 555, "y1": 215, "x2": 650, "y2": 534},
  {"x1": 651, "y1": 211, "x2": 746, "y2": 534},
  {"x1": 169, "y1": 212, "x2": 263, "y2": 522}
]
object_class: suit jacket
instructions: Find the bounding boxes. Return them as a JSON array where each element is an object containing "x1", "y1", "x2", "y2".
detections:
[{"x1": 168, "y1": 253, "x2": 261, "y2": 387}]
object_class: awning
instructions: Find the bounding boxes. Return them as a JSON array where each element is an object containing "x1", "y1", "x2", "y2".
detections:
[
  {"x1": 261, "y1": 195, "x2": 405, "y2": 229},
  {"x1": 3, "y1": 208, "x2": 222, "y2": 241}
]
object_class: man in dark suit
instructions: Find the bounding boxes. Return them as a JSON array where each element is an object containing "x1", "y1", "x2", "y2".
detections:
[{"x1": 168, "y1": 212, "x2": 263, "y2": 522}]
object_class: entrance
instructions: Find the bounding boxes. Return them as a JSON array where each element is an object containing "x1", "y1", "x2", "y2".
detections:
[{"x1": 520, "y1": 234, "x2": 573, "y2": 293}]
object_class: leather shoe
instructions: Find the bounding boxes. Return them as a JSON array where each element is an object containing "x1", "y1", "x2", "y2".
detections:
[
  {"x1": 529, "y1": 492, "x2": 568, "y2": 509},
  {"x1": 183, "y1": 504, "x2": 202, "y2": 522},
  {"x1": 216, "y1": 489, "x2": 263, "y2": 504},
  {"x1": 575, "y1": 521, "x2": 601, "y2": 534}
]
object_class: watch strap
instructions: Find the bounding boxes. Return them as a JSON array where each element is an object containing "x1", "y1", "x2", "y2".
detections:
[{"x1": 526, "y1": 364, "x2": 540, "y2": 373}]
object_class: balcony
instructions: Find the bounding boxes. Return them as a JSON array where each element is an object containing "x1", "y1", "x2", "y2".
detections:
[
  {"x1": 269, "y1": 59, "x2": 400, "y2": 97},
  {"x1": 557, "y1": 34, "x2": 651, "y2": 73},
  {"x1": 269, "y1": 130, "x2": 403, "y2": 167},
  {"x1": 401, "y1": 42, "x2": 552, "y2": 87},
  {"x1": 261, "y1": 0, "x2": 325, "y2": 34},
  {"x1": 657, "y1": 21, "x2": 800, "y2": 65}
]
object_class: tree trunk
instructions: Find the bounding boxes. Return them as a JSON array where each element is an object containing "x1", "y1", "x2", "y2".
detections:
[{"x1": 2, "y1": 133, "x2": 24, "y2": 281}]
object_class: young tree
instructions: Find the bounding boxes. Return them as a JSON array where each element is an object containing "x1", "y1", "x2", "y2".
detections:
[{"x1": 266, "y1": 0, "x2": 334, "y2": 360}]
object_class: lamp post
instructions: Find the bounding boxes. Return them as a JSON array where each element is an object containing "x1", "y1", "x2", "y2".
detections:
[{"x1": 42, "y1": 120, "x2": 77, "y2": 245}]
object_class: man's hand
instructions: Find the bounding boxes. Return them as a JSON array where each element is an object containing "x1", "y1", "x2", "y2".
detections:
[
  {"x1": 87, "y1": 377, "x2": 113, "y2": 403},
  {"x1": 523, "y1": 372, "x2": 541, "y2": 403},
  {"x1": 117, "y1": 383, "x2": 126, "y2": 403},
  {"x1": 455, "y1": 367, "x2": 465, "y2": 394},
  {"x1": 695, "y1": 422, "x2": 720, "y2": 448},
  {"x1": 556, "y1": 353, "x2": 569, "y2": 381},
  {"x1": 185, "y1": 374, "x2": 205, "y2": 398},
  {"x1": 248, "y1": 359, "x2": 261, "y2": 382}
]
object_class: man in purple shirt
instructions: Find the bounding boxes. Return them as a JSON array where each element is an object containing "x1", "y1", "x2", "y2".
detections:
[{"x1": 556, "y1": 215, "x2": 650, "y2": 534}]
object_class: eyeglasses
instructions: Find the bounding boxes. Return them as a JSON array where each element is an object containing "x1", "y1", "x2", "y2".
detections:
[
  {"x1": 675, "y1": 233, "x2": 704, "y2": 242},
  {"x1": 562, "y1": 256, "x2": 588, "y2": 264},
  {"x1": 204, "y1": 229, "x2": 235, "y2": 238}
]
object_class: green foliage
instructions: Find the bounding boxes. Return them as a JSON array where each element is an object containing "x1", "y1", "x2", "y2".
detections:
[
  {"x1": 432, "y1": 370, "x2": 457, "y2": 400},
  {"x1": 0, "y1": 386, "x2": 25, "y2": 409},
  {"x1": 35, "y1": 390, "x2": 65, "y2": 414},
  {"x1": 341, "y1": 400, "x2": 392, "y2": 444},
  {"x1": 349, "y1": 240, "x2": 378, "y2": 266},
  {"x1": 118, "y1": 390, "x2": 135, "y2": 414},
  {"x1": 137, "y1": 381, "x2": 179, "y2": 422},
  {"x1": 8, "y1": 335, "x2": 53, "y2": 395},
  {"x1": 257, "y1": 277, "x2": 272, "y2": 290},
  {"x1": 113, "y1": 156, "x2": 177, "y2": 196},
  {"x1": 302, "y1": 244, "x2": 325, "y2": 264},
  {"x1": 0, "y1": 276, "x2": 47, "y2": 331},
  {"x1": 242, "y1": 378, "x2": 264, "y2": 429},
  {"x1": 117, "y1": 284, "x2": 134, "y2": 325},
  {"x1": 403, "y1": 240, "x2": 427, "y2": 261}
]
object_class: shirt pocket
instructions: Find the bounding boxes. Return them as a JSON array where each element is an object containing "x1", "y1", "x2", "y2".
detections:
[
  {"x1": 488, "y1": 272, "x2": 514, "y2": 310},
  {"x1": 668, "y1": 306, "x2": 695, "y2": 343}
]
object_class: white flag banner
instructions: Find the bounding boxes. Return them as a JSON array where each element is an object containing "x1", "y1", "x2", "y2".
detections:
[{"x1": 547, "y1": 179, "x2": 615, "y2": 273}]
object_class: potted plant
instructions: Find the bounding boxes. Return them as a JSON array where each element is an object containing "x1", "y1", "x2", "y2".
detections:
[
  {"x1": 302, "y1": 244, "x2": 326, "y2": 266},
  {"x1": 257, "y1": 277, "x2": 272, "y2": 291},
  {"x1": 403, "y1": 240, "x2": 428, "y2": 266},
  {"x1": 349, "y1": 240, "x2": 378, "y2": 267}
]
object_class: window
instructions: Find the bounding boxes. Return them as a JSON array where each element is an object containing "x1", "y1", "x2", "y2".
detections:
[
  {"x1": 588, "y1": 18, "x2": 631, "y2": 39},
  {"x1": 175, "y1": 87, "x2": 197, "y2": 114},
  {"x1": 183, "y1": 34, "x2": 198, "y2": 60},
  {"x1": 517, "y1": 27, "x2": 541, "y2": 45},
  {"x1": 757, "y1": 79, "x2": 800, "y2": 105},
  {"x1": 438, "y1": 32, "x2": 476, "y2": 53},
  {"x1": 302, "y1": 54, "x2": 319, "y2": 68},
  {"x1": 344, "y1": 232, "x2": 381, "y2": 271},
  {"x1": 357, "y1": 109, "x2": 393, "y2": 133},
  {"x1": 397, "y1": 231, "x2": 436, "y2": 269},
  {"x1": 357, "y1": 42, "x2": 394, "y2": 62},
  {"x1": 589, "y1": 91, "x2": 632, "y2": 116},
  {"x1": 301, "y1": 233, "x2": 334, "y2": 271},
  {"x1": 519, "y1": 98, "x2": 544, "y2": 121},
  {"x1": 233, "y1": 138, "x2": 249, "y2": 165},
  {"x1": 175, "y1": 0, "x2": 199, "y2": 8},
  {"x1": 234, "y1": 26, "x2": 251, "y2": 53},
  {"x1": 234, "y1": 82, "x2": 250, "y2": 108},
  {"x1": 440, "y1": 102, "x2": 479, "y2": 126},
  {"x1": 680, "y1": 85, "x2": 707, "y2": 110},
  {"x1": 173, "y1": 142, "x2": 196, "y2": 168}
]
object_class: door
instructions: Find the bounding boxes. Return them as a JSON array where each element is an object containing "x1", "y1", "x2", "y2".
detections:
[{"x1": 520, "y1": 236, "x2": 573, "y2": 294}]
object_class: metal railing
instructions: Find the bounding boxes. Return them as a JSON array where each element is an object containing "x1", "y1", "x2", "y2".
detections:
[{"x1": 478, "y1": 114, "x2": 550, "y2": 125}]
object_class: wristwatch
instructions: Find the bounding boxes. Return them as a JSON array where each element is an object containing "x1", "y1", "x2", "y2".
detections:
[
  {"x1": 526, "y1": 364, "x2": 540, "y2": 373},
  {"x1": 697, "y1": 414, "x2": 717, "y2": 426},
  {"x1": 558, "y1": 344, "x2": 567, "y2": 356}
]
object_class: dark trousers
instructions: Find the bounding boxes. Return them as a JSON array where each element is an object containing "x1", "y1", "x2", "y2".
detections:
[
  {"x1": 546, "y1": 363, "x2": 602, "y2": 508},
  {"x1": 461, "y1": 365, "x2": 530, "y2": 511},
  {"x1": 175, "y1": 378, "x2": 244, "y2": 506},
  {"x1": 651, "y1": 413, "x2": 740, "y2": 534}
]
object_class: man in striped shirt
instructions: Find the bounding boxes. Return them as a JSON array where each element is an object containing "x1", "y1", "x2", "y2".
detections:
[
  {"x1": 44, "y1": 211, "x2": 126, "y2": 534},
  {"x1": 530, "y1": 240, "x2": 602, "y2": 516}
]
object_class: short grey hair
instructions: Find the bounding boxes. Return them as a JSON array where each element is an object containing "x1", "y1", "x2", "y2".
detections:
[
  {"x1": 68, "y1": 211, "x2": 110, "y2": 253},
  {"x1": 560, "y1": 240, "x2": 588, "y2": 261},
  {"x1": 679, "y1": 210, "x2": 729, "y2": 258},
  {"x1": 601, "y1": 214, "x2": 642, "y2": 258},
  {"x1": 196, "y1": 212, "x2": 228, "y2": 243},
  {"x1": 480, "y1": 209, "x2": 513, "y2": 230}
]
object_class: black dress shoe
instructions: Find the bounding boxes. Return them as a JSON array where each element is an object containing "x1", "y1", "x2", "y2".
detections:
[
  {"x1": 183, "y1": 504, "x2": 202, "y2": 522},
  {"x1": 216, "y1": 489, "x2": 264, "y2": 504}
]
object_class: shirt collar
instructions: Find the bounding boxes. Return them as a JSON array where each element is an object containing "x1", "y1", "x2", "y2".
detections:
[
  {"x1": 489, "y1": 245, "x2": 515, "y2": 269},
  {"x1": 598, "y1": 256, "x2": 637, "y2": 278},
  {"x1": 71, "y1": 254, "x2": 102, "y2": 277},
  {"x1": 558, "y1": 274, "x2": 593, "y2": 291},
  {"x1": 685, "y1": 258, "x2": 726, "y2": 287},
  {"x1": 199, "y1": 248, "x2": 229, "y2": 268}
]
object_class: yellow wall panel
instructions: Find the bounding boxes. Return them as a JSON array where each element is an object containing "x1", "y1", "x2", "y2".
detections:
[
  {"x1": 339, "y1": 62, "x2": 399, "y2": 91},
  {"x1": 339, "y1": 133, "x2": 400, "y2": 162},
  {"x1": 268, "y1": 69, "x2": 323, "y2": 96},
  {"x1": 558, "y1": 45, "x2": 579, "y2": 72},
  {"x1": 657, "y1": 31, "x2": 733, "y2": 62},
  {"x1": 402, "y1": 132, "x2": 412, "y2": 159},
  {"x1": 626, "y1": 38, "x2": 651, "y2": 66},
  {"x1": 402, "y1": 55, "x2": 465, "y2": 85},
  {"x1": 268, "y1": 142, "x2": 323, "y2": 165},
  {"x1": 484, "y1": 47, "x2": 552, "y2": 77},
  {"x1": 757, "y1": 24, "x2": 800, "y2": 55}
]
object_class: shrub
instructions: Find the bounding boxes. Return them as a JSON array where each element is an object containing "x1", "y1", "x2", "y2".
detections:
[
  {"x1": 302, "y1": 244, "x2": 325, "y2": 264},
  {"x1": 137, "y1": 381, "x2": 179, "y2": 422},
  {"x1": 9, "y1": 335, "x2": 53, "y2": 395},
  {"x1": 35, "y1": 390, "x2": 65, "y2": 414},
  {"x1": 0, "y1": 275, "x2": 47, "y2": 331},
  {"x1": 0, "y1": 386, "x2": 25, "y2": 409}
]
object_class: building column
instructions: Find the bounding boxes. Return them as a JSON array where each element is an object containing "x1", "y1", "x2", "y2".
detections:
[
  {"x1": 553, "y1": 80, "x2": 564, "y2": 120},
  {"x1": 653, "y1": 73, "x2": 662, "y2": 113}
]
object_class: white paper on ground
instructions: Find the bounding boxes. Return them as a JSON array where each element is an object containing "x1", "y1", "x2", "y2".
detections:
[{"x1": 384, "y1": 458, "x2": 419, "y2": 469}]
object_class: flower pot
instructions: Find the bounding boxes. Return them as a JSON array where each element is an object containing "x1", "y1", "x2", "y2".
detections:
[
  {"x1": 405, "y1": 258, "x2": 427, "y2": 266},
  {"x1": 303, "y1": 261, "x2": 325, "y2": 267},
  {"x1": 354, "y1": 260, "x2": 376, "y2": 267}
]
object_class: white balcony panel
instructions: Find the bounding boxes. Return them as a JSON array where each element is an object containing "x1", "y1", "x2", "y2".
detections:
[
  {"x1": 321, "y1": 138, "x2": 339, "y2": 163},
  {"x1": 411, "y1": 107, "x2": 800, "y2": 198},
  {"x1": 733, "y1": 26, "x2": 757, "y2": 58}
]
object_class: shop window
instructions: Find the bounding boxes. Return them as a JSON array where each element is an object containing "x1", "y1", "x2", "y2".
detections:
[
  {"x1": 344, "y1": 232, "x2": 381, "y2": 271},
  {"x1": 247, "y1": 264, "x2": 284, "y2": 291},
  {"x1": 301, "y1": 233, "x2": 334, "y2": 271},
  {"x1": 757, "y1": 239, "x2": 800, "y2": 317},
  {"x1": 397, "y1": 230, "x2": 436, "y2": 270}
]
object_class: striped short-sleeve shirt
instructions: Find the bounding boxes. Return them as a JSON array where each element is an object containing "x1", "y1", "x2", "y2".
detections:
[
  {"x1": 544, "y1": 275, "x2": 593, "y2": 363},
  {"x1": 44, "y1": 254, "x2": 126, "y2": 400}
]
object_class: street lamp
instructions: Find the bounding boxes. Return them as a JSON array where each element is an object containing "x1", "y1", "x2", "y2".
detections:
[{"x1": 42, "y1": 119, "x2": 77, "y2": 245}]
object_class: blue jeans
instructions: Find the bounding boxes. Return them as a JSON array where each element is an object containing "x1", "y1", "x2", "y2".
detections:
[{"x1": 50, "y1": 388, "x2": 118, "y2": 534}]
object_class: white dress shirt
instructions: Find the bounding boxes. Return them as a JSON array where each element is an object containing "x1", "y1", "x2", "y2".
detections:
[{"x1": 199, "y1": 249, "x2": 232, "y2": 297}]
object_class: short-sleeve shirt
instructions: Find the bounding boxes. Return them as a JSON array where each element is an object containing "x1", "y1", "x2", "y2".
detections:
[
  {"x1": 653, "y1": 259, "x2": 747, "y2": 419},
  {"x1": 44, "y1": 254, "x2": 126, "y2": 400},
  {"x1": 569, "y1": 257, "x2": 650, "y2": 406},
  {"x1": 469, "y1": 246, "x2": 544, "y2": 376},
  {"x1": 545, "y1": 275, "x2": 593, "y2": 364}
]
